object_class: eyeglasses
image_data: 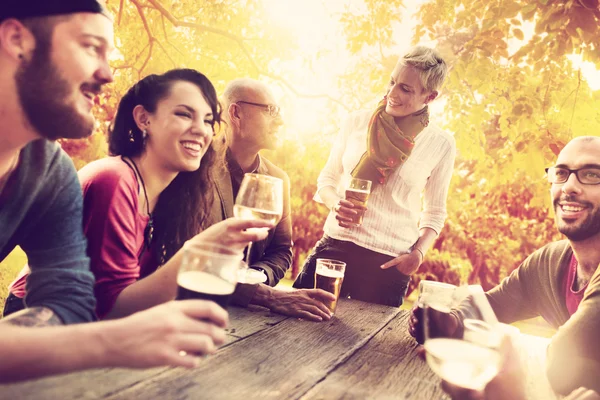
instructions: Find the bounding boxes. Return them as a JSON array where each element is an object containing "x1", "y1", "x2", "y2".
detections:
[
  {"x1": 236, "y1": 101, "x2": 280, "y2": 118},
  {"x1": 545, "y1": 167, "x2": 600, "y2": 185}
]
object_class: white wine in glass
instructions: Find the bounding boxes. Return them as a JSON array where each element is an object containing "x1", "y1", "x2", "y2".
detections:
[{"x1": 233, "y1": 173, "x2": 284, "y2": 264}]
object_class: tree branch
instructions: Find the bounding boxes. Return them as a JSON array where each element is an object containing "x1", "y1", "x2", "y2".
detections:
[
  {"x1": 130, "y1": 0, "x2": 348, "y2": 109},
  {"x1": 569, "y1": 68, "x2": 581, "y2": 138},
  {"x1": 130, "y1": 0, "x2": 155, "y2": 75},
  {"x1": 144, "y1": 0, "x2": 261, "y2": 73},
  {"x1": 263, "y1": 73, "x2": 350, "y2": 110},
  {"x1": 118, "y1": 0, "x2": 124, "y2": 26}
]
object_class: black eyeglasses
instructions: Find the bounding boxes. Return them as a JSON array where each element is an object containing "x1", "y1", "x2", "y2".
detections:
[
  {"x1": 236, "y1": 101, "x2": 280, "y2": 118},
  {"x1": 545, "y1": 167, "x2": 600, "y2": 185}
]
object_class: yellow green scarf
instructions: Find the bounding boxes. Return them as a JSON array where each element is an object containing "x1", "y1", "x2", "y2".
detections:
[{"x1": 351, "y1": 99, "x2": 429, "y2": 186}]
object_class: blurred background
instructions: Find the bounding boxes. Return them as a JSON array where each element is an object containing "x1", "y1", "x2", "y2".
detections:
[{"x1": 1, "y1": 0, "x2": 599, "y2": 333}]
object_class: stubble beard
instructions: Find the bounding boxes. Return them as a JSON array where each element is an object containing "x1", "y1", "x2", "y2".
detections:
[{"x1": 15, "y1": 38, "x2": 94, "y2": 141}]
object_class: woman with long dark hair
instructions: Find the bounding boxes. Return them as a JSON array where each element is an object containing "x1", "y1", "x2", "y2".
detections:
[{"x1": 7, "y1": 69, "x2": 271, "y2": 319}]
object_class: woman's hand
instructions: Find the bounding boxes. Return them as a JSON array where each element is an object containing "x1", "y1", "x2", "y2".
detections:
[
  {"x1": 380, "y1": 250, "x2": 422, "y2": 276},
  {"x1": 332, "y1": 199, "x2": 366, "y2": 228},
  {"x1": 190, "y1": 218, "x2": 274, "y2": 251}
]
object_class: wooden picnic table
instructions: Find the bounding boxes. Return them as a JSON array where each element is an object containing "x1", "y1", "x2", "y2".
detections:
[{"x1": 0, "y1": 298, "x2": 557, "y2": 400}]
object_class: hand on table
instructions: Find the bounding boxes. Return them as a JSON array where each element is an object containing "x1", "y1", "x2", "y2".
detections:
[
  {"x1": 380, "y1": 250, "x2": 422, "y2": 276},
  {"x1": 256, "y1": 286, "x2": 336, "y2": 322},
  {"x1": 102, "y1": 300, "x2": 228, "y2": 369},
  {"x1": 332, "y1": 198, "x2": 366, "y2": 229},
  {"x1": 190, "y1": 218, "x2": 274, "y2": 251}
]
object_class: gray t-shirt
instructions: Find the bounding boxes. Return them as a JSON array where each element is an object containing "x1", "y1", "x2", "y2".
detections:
[{"x1": 1, "y1": 139, "x2": 96, "y2": 324}]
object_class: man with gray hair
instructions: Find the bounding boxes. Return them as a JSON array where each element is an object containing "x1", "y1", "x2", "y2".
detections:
[
  {"x1": 206, "y1": 78, "x2": 336, "y2": 322},
  {"x1": 294, "y1": 46, "x2": 456, "y2": 308}
]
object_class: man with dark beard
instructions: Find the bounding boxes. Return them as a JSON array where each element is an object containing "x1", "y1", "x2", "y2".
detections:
[
  {"x1": 0, "y1": 1, "x2": 231, "y2": 382},
  {"x1": 409, "y1": 136, "x2": 600, "y2": 397}
]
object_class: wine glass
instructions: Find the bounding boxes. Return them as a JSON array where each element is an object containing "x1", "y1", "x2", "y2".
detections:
[
  {"x1": 422, "y1": 285, "x2": 504, "y2": 392},
  {"x1": 233, "y1": 173, "x2": 284, "y2": 269}
]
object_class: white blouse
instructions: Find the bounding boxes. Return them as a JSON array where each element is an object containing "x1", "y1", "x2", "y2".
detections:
[{"x1": 315, "y1": 109, "x2": 456, "y2": 257}]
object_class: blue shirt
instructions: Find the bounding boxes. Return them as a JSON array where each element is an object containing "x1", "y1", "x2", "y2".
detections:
[{"x1": 0, "y1": 140, "x2": 96, "y2": 324}]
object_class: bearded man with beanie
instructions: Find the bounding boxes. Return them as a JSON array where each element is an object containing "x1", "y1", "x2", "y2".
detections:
[{"x1": 0, "y1": 1, "x2": 230, "y2": 381}]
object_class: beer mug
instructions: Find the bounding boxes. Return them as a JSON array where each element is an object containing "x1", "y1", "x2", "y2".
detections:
[
  {"x1": 345, "y1": 178, "x2": 372, "y2": 226},
  {"x1": 314, "y1": 258, "x2": 346, "y2": 314},
  {"x1": 176, "y1": 241, "x2": 245, "y2": 310}
]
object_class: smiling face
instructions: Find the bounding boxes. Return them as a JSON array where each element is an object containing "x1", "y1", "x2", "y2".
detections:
[
  {"x1": 16, "y1": 13, "x2": 114, "y2": 140},
  {"x1": 385, "y1": 64, "x2": 434, "y2": 118},
  {"x1": 551, "y1": 138, "x2": 600, "y2": 242},
  {"x1": 144, "y1": 80, "x2": 215, "y2": 173}
]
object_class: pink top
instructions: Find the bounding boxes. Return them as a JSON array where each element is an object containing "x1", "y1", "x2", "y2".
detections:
[
  {"x1": 10, "y1": 157, "x2": 157, "y2": 319},
  {"x1": 564, "y1": 254, "x2": 588, "y2": 316}
]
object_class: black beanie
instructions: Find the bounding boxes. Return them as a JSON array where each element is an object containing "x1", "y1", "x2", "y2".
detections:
[{"x1": 0, "y1": 0, "x2": 110, "y2": 23}]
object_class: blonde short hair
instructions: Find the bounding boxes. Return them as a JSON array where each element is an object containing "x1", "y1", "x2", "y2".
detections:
[{"x1": 398, "y1": 46, "x2": 448, "y2": 93}]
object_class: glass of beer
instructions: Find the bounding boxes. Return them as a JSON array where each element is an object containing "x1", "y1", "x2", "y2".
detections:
[
  {"x1": 414, "y1": 280, "x2": 457, "y2": 344},
  {"x1": 314, "y1": 258, "x2": 346, "y2": 314},
  {"x1": 345, "y1": 178, "x2": 372, "y2": 226},
  {"x1": 423, "y1": 285, "x2": 503, "y2": 392},
  {"x1": 176, "y1": 241, "x2": 244, "y2": 310}
]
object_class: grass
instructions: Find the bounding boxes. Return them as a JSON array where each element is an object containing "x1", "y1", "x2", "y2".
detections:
[{"x1": 0, "y1": 247, "x2": 27, "y2": 317}]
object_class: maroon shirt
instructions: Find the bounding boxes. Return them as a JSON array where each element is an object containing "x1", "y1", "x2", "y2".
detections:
[
  {"x1": 564, "y1": 254, "x2": 588, "y2": 316},
  {"x1": 10, "y1": 157, "x2": 156, "y2": 318}
]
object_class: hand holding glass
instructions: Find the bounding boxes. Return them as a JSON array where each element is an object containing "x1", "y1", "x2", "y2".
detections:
[
  {"x1": 345, "y1": 178, "x2": 372, "y2": 226},
  {"x1": 314, "y1": 258, "x2": 346, "y2": 314},
  {"x1": 423, "y1": 285, "x2": 503, "y2": 392}
]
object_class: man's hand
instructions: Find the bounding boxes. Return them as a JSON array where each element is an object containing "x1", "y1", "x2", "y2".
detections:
[
  {"x1": 254, "y1": 286, "x2": 336, "y2": 322},
  {"x1": 408, "y1": 304, "x2": 460, "y2": 345},
  {"x1": 380, "y1": 250, "x2": 422, "y2": 276},
  {"x1": 332, "y1": 199, "x2": 366, "y2": 228},
  {"x1": 101, "y1": 300, "x2": 229, "y2": 369},
  {"x1": 441, "y1": 335, "x2": 526, "y2": 400},
  {"x1": 191, "y1": 218, "x2": 274, "y2": 251}
]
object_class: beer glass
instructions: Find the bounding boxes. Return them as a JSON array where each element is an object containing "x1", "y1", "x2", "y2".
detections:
[
  {"x1": 423, "y1": 285, "x2": 503, "y2": 392},
  {"x1": 414, "y1": 280, "x2": 457, "y2": 344},
  {"x1": 345, "y1": 178, "x2": 372, "y2": 226},
  {"x1": 233, "y1": 173, "x2": 284, "y2": 266},
  {"x1": 176, "y1": 241, "x2": 244, "y2": 310},
  {"x1": 314, "y1": 258, "x2": 346, "y2": 313}
]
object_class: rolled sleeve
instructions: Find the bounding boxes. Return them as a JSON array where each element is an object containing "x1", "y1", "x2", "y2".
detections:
[
  {"x1": 83, "y1": 168, "x2": 145, "y2": 319},
  {"x1": 314, "y1": 113, "x2": 355, "y2": 203},
  {"x1": 419, "y1": 137, "x2": 456, "y2": 234}
]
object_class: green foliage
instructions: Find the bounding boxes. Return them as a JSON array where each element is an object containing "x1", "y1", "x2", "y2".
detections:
[{"x1": 0, "y1": 248, "x2": 26, "y2": 316}]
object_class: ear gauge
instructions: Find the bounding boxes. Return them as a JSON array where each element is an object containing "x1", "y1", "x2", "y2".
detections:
[{"x1": 18, "y1": 54, "x2": 23, "y2": 60}]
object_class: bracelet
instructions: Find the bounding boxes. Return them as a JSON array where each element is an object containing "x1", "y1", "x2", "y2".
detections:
[{"x1": 414, "y1": 248, "x2": 424, "y2": 263}]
